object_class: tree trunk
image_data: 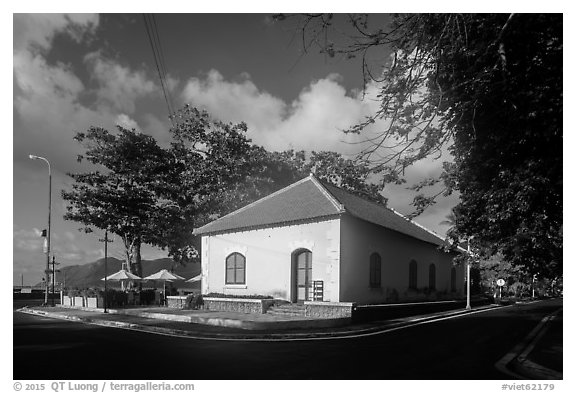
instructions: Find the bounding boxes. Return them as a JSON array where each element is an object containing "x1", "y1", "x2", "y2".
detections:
[
  {"x1": 132, "y1": 239, "x2": 142, "y2": 278},
  {"x1": 123, "y1": 236, "x2": 143, "y2": 290}
]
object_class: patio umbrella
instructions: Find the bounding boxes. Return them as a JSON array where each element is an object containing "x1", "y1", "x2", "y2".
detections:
[
  {"x1": 143, "y1": 269, "x2": 185, "y2": 305},
  {"x1": 186, "y1": 274, "x2": 202, "y2": 283},
  {"x1": 101, "y1": 269, "x2": 142, "y2": 291}
]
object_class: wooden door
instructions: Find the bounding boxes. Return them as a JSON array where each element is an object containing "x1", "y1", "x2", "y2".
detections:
[{"x1": 296, "y1": 250, "x2": 312, "y2": 302}]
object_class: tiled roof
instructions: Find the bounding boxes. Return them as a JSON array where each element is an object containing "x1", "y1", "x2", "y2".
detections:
[
  {"x1": 194, "y1": 175, "x2": 449, "y2": 247},
  {"x1": 193, "y1": 176, "x2": 343, "y2": 235}
]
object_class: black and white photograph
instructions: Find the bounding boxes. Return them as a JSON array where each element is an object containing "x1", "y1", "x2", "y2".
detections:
[{"x1": 10, "y1": 5, "x2": 564, "y2": 389}]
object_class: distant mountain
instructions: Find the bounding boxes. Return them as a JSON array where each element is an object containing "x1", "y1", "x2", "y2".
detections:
[{"x1": 57, "y1": 257, "x2": 201, "y2": 290}]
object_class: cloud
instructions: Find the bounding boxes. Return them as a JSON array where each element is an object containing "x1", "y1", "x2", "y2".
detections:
[
  {"x1": 13, "y1": 15, "x2": 161, "y2": 172},
  {"x1": 13, "y1": 13, "x2": 98, "y2": 53},
  {"x1": 182, "y1": 69, "x2": 286, "y2": 134},
  {"x1": 85, "y1": 52, "x2": 157, "y2": 114},
  {"x1": 13, "y1": 227, "x2": 44, "y2": 252},
  {"x1": 115, "y1": 114, "x2": 140, "y2": 130},
  {"x1": 181, "y1": 70, "x2": 374, "y2": 155}
]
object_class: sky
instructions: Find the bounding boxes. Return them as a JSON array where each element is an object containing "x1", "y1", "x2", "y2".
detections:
[{"x1": 12, "y1": 13, "x2": 464, "y2": 286}]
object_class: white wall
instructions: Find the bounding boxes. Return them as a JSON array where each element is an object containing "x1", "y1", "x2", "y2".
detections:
[
  {"x1": 339, "y1": 214, "x2": 464, "y2": 304},
  {"x1": 201, "y1": 218, "x2": 341, "y2": 302}
]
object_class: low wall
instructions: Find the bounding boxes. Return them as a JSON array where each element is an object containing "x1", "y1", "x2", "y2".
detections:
[
  {"x1": 304, "y1": 301, "x2": 355, "y2": 319},
  {"x1": 203, "y1": 297, "x2": 276, "y2": 314},
  {"x1": 166, "y1": 296, "x2": 188, "y2": 309},
  {"x1": 61, "y1": 295, "x2": 100, "y2": 308},
  {"x1": 61, "y1": 295, "x2": 73, "y2": 306}
]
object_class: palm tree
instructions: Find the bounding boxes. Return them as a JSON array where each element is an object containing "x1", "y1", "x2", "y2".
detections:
[{"x1": 440, "y1": 211, "x2": 457, "y2": 228}]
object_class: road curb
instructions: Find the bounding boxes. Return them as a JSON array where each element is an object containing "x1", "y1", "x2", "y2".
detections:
[
  {"x1": 494, "y1": 306, "x2": 562, "y2": 379},
  {"x1": 17, "y1": 303, "x2": 500, "y2": 341}
]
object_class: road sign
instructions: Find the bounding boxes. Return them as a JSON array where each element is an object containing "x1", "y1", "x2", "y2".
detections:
[{"x1": 496, "y1": 279, "x2": 505, "y2": 287}]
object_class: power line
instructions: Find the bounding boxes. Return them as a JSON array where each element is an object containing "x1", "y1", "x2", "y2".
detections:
[
  {"x1": 151, "y1": 16, "x2": 172, "y2": 95},
  {"x1": 143, "y1": 14, "x2": 174, "y2": 119},
  {"x1": 143, "y1": 14, "x2": 176, "y2": 126}
]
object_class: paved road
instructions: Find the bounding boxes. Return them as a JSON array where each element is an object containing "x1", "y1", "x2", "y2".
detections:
[{"x1": 13, "y1": 299, "x2": 562, "y2": 380}]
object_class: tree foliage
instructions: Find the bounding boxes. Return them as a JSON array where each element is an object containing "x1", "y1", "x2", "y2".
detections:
[
  {"x1": 277, "y1": 13, "x2": 562, "y2": 277},
  {"x1": 63, "y1": 105, "x2": 386, "y2": 270},
  {"x1": 62, "y1": 126, "x2": 173, "y2": 276}
]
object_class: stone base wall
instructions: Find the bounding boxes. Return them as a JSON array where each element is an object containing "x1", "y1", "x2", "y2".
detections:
[
  {"x1": 304, "y1": 301, "x2": 355, "y2": 319},
  {"x1": 203, "y1": 297, "x2": 276, "y2": 314},
  {"x1": 166, "y1": 296, "x2": 188, "y2": 309}
]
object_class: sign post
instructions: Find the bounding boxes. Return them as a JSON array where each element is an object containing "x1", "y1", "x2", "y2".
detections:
[{"x1": 496, "y1": 278, "x2": 505, "y2": 300}]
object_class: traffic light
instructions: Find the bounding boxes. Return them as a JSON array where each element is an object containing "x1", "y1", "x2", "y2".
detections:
[{"x1": 41, "y1": 229, "x2": 47, "y2": 237}]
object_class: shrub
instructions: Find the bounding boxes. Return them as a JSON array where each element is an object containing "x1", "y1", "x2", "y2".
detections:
[
  {"x1": 139, "y1": 289, "x2": 156, "y2": 306},
  {"x1": 67, "y1": 289, "x2": 81, "y2": 297},
  {"x1": 185, "y1": 294, "x2": 204, "y2": 310},
  {"x1": 81, "y1": 288, "x2": 99, "y2": 297}
]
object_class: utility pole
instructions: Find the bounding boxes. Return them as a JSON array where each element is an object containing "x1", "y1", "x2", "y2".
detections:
[
  {"x1": 51, "y1": 255, "x2": 60, "y2": 306},
  {"x1": 99, "y1": 230, "x2": 113, "y2": 313}
]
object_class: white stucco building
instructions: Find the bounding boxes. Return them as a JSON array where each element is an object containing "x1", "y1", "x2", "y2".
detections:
[{"x1": 194, "y1": 174, "x2": 464, "y2": 304}]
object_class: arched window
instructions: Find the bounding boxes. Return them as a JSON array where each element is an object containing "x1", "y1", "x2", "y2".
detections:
[
  {"x1": 225, "y1": 252, "x2": 246, "y2": 285},
  {"x1": 429, "y1": 264, "x2": 436, "y2": 290},
  {"x1": 450, "y1": 267, "x2": 457, "y2": 292},
  {"x1": 369, "y1": 253, "x2": 382, "y2": 288},
  {"x1": 409, "y1": 260, "x2": 418, "y2": 290}
]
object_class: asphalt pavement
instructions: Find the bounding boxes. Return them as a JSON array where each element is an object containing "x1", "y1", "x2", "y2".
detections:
[{"x1": 14, "y1": 298, "x2": 562, "y2": 380}]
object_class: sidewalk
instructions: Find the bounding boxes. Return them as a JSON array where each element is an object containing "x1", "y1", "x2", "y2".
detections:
[{"x1": 17, "y1": 300, "x2": 563, "y2": 379}]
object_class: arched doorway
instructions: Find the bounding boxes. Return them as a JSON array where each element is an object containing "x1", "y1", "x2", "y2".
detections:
[{"x1": 291, "y1": 249, "x2": 312, "y2": 303}]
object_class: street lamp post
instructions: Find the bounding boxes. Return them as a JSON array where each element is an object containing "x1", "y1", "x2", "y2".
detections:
[
  {"x1": 29, "y1": 154, "x2": 51, "y2": 306},
  {"x1": 466, "y1": 237, "x2": 473, "y2": 311}
]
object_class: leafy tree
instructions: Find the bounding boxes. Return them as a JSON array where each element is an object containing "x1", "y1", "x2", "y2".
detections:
[
  {"x1": 306, "y1": 151, "x2": 387, "y2": 205},
  {"x1": 62, "y1": 126, "x2": 173, "y2": 276},
  {"x1": 276, "y1": 13, "x2": 562, "y2": 278},
  {"x1": 478, "y1": 253, "x2": 527, "y2": 297}
]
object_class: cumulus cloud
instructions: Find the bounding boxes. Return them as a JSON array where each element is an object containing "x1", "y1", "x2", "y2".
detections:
[
  {"x1": 85, "y1": 52, "x2": 157, "y2": 114},
  {"x1": 182, "y1": 69, "x2": 286, "y2": 134},
  {"x1": 115, "y1": 114, "x2": 140, "y2": 130},
  {"x1": 13, "y1": 13, "x2": 98, "y2": 53},
  {"x1": 181, "y1": 70, "x2": 374, "y2": 154}
]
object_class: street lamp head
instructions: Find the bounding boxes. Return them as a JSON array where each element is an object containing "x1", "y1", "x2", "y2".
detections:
[{"x1": 29, "y1": 154, "x2": 38, "y2": 160}]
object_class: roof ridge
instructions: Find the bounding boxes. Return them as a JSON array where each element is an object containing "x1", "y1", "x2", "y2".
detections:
[
  {"x1": 388, "y1": 207, "x2": 447, "y2": 244},
  {"x1": 194, "y1": 175, "x2": 319, "y2": 233},
  {"x1": 309, "y1": 174, "x2": 346, "y2": 213}
]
